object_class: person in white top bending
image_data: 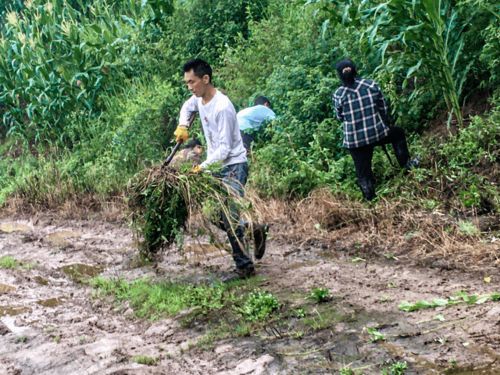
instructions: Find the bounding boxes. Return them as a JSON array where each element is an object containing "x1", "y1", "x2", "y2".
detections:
[{"x1": 174, "y1": 59, "x2": 268, "y2": 281}]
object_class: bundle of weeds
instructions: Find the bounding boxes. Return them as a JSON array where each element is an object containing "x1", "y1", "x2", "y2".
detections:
[{"x1": 127, "y1": 164, "x2": 250, "y2": 260}]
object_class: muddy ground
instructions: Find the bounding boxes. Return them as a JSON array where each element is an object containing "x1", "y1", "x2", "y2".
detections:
[{"x1": 0, "y1": 214, "x2": 499, "y2": 375}]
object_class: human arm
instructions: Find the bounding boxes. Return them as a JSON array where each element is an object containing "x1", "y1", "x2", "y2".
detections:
[
  {"x1": 332, "y1": 90, "x2": 344, "y2": 121},
  {"x1": 175, "y1": 96, "x2": 198, "y2": 142},
  {"x1": 179, "y1": 95, "x2": 198, "y2": 127}
]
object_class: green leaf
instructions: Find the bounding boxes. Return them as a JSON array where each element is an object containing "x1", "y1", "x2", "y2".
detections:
[{"x1": 406, "y1": 59, "x2": 423, "y2": 78}]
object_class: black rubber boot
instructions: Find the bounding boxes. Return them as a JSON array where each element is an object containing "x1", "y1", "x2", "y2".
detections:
[{"x1": 359, "y1": 178, "x2": 376, "y2": 201}]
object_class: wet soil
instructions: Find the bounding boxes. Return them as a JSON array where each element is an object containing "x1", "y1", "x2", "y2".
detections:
[{"x1": 0, "y1": 215, "x2": 499, "y2": 374}]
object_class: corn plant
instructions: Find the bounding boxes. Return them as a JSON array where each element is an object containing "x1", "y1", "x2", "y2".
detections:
[
  {"x1": 361, "y1": 0, "x2": 498, "y2": 128},
  {"x1": 0, "y1": 0, "x2": 155, "y2": 144}
]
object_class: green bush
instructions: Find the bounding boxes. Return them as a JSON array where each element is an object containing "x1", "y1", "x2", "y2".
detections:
[{"x1": 160, "y1": 0, "x2": 268, "y2": 71}]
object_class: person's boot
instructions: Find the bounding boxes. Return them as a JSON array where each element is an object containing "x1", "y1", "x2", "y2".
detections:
[
  {"x1": 253, "y1": 224, "x2": 269, "y2": 260},
  {"x1": 393, "y1": 139, "x2": 410, "y2": 168},
  {"x1": 404, "y1": 156, "x2": 420, "y2": 170},
  {"x1": 221, "y1": 265, "x2": 256, "y2": 283},
  {"x1": 359, "y1": 178, "x2": 375, "y2": 201}
]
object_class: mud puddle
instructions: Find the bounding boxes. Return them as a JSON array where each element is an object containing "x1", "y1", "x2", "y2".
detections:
[
  {"x1": 36, "y1": 297, "x2": 65, "y2": 307},
  {"x1": 0, "y1": 306, "x2": 31, "y2": 317},
  {"x1": 59, "y1": 263, "x2": 103, "y2": 282},
  {"x1": 0, "y1": 283, "x2": 15, "y2": 294}
]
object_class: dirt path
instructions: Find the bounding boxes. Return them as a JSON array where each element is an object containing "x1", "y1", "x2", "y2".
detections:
[{"x1": 0, "y1": 215, "x2": 499, "y2": 374}]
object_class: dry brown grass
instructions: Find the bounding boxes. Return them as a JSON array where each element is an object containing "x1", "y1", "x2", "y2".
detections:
[
  {"x1": 249, "y1": 188, "x2": 499, "y2": 271},
  {"x1": 1, "y1": 193, "x2": 128, "y2": 222}
]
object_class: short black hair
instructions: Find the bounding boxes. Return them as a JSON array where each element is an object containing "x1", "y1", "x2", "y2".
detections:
[
  {"x1": 254, "y1": 96, "x2": 271, "y2": 107},
  {"x1": 183, "y1": 58, "x2": 212, "y2": 83}
]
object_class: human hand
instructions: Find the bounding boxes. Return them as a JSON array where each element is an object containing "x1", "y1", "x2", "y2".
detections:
[
  {"x1": 174, "y1": 126, "x2": 189, "y2": 143},
  {"x1": 191, "y1": 165, "x2": 202, "y2": 174}
]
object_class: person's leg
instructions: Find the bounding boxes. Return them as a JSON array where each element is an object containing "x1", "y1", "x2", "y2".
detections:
[
  {"x1": 240, "y1": 132, "x2": 254, "y2": 155},
  {"x1": 349, "y1": 145, "x2": 376, "y2": 201},
  {"x1": 380, "y1": 127, "x2": 410, "y2": 168},
  {"x1": 220, "y1": 163, "x2": 254, "y2": 272}
]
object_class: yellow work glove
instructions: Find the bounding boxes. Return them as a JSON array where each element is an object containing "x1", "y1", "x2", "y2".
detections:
[
  {"x1": 174, "y1": 126, "x2": 189, "y2": 143},
  {"x1": 191, "y1": 165, "x2": 202, "y2": 174}
]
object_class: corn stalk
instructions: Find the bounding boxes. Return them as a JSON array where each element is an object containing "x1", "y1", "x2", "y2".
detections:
[
  {"x1": 361, "y1": 0, "x2": 492, "y2": 128},
  {"x1": 0, "y1": 0, "x2": 153, "y2": 144}
]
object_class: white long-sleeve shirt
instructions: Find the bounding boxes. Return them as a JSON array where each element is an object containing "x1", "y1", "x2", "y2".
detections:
[{"x1": 179, "y1": 90, "x2": 247, "y2": 168}]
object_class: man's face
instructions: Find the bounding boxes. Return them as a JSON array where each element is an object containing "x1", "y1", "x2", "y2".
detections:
[{"x1": 184, "y1": 70, "x2": 210, "y2": 97}]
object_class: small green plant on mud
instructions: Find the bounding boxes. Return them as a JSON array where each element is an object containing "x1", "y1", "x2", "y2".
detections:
[
  {"x1": 0, "y1": 256, "x2": 19, "y2": 269},
  {"x1": 235, "y1": 323, "x2": 251, "y2": 337},
  {"x1": 239, "y1": 290, "x2": 279, "y2": 321},
  {"x1": 457, "y1": 220, "x2": 480, "y2": 236},
  {"x1": 132, "y1": 355, "x2": 157, "y2": 366},
  {"x1": 366, "y1": 327, "x2": 385, "y2": 343},
  {"x1": 399, "y1": 291, "x2": 500, "y2": 312},
  {"x1": 310, "y1": 287, "x2": 331, "y2": 303},
  {"x1": 293, "y1": 308, "x2": 306, "y2": 318},
  {"x1": 15, "y1": 336, "x2": 28, "y2": 344},
  {"x1": 303, "y1": 308, "x2": 341, "y2": 331},
  {"x1": 381, "y1": 361, "x2": 407, "y2": 375},
  {"x1": 339, "y1": 367, "x2": 356, "y2": 375}
]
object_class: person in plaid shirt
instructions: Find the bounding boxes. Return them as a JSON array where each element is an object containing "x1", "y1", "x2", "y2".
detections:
[{"x1": 333, "y1": 59, "x2": 416, "y2": 200}]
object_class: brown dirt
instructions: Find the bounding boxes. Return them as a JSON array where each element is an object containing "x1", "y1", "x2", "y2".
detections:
[{"x1": 0, "y1": 211, "x2": 499, "y2": 375}]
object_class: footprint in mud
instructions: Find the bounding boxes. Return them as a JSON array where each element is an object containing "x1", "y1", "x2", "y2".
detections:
[
  {"x1": 0, "y1": 306, "x2": 31, "y2": 317},
  {"x1": 0, "y1": 222, "x2": 31, "y2": 233},
  {"x1": 59, "y1": 263, "x2": 103, "y2": 282},
  {"x1": 0, "y1": 283, "x2": 16, "y2": 294},
  {"x1": 45, "y1": 230, "x2": 80, "y2": 248},
  {"x1": 36, "y1": 297, "x2": 65, "y2": 308}
]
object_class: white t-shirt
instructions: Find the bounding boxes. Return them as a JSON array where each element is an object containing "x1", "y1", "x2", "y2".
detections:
[{"x1": 179, "y1": 90, "x2": 247, "y2": 168}]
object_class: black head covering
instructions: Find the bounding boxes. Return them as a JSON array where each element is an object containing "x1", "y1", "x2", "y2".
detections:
[{"x1": 335, "y1": 59, "x2": 357, "y2": 86}]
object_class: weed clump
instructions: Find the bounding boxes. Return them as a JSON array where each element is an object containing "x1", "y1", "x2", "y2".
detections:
[
  {"x1": 239, "y1": 290, "x2": 279, "y2": 321},
  {"x1": 127, "y1": 165, "x2": 246, "y2": 260},
  {"x1": 0, "y1": 256, "x2": 20, "y2": 269}
]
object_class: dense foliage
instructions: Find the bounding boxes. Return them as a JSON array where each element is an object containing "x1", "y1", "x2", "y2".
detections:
[{"x1": 1, "y1": 0, "x2": 499, "y2": 215}]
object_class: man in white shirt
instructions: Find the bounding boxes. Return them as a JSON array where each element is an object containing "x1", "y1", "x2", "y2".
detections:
[
  {"x1": 237, "y1": 96, "x2": 276, "y2": 152},
  {"x1": 174, "y1": 59, "x2": 268, "y2": 281}
]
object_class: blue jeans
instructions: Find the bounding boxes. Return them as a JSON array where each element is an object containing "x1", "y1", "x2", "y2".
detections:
[{"x1": 216, "y1": 162, "x2": 253, "y2": 270}]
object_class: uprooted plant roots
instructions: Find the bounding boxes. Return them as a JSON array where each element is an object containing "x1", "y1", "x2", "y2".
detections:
[{"x1": 127, "y1": 165, "x2": 252, "y2": 260}]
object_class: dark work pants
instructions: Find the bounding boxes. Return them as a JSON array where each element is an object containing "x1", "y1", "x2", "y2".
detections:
[
  {"x1": 216, "y1": 162, "x2": 253, "y2": 270},
  {"x1": 348, "y1": 127, "x2": 410, "y2": 200}
]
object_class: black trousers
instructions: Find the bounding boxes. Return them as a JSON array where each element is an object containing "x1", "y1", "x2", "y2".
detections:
[{"x1": 348, "y1": 127, "x2": 410, "y2": 200}]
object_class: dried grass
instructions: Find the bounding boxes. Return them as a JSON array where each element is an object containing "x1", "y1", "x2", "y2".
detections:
[
  {"x1": 249, "y1": 188, "x2": 499, "y2": 270},
  {"x1": 2, "y1": 193, "x2": 128, "y2": 222}
]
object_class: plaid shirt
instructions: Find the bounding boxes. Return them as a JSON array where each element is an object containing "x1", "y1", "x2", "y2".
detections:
[{"x1": 333, "y1": 78, "x2": 390, "y2": 149}]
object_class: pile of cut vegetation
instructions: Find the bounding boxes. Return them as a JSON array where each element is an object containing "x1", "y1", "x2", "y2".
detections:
[{"x1": 127, "y1": 165, "x2": 250, "y2": 260}]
